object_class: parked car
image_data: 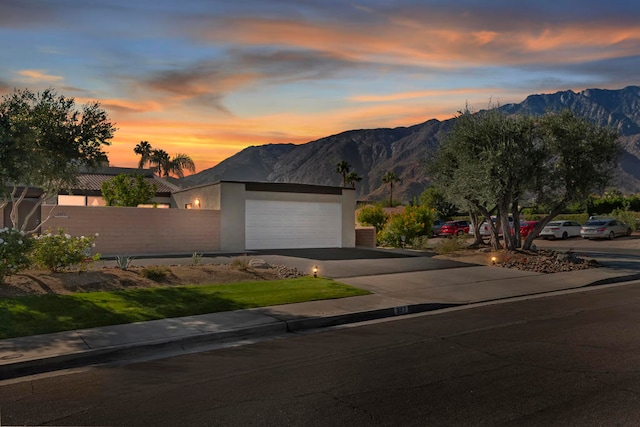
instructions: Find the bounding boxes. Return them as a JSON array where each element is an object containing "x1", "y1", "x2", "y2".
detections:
[
  {"x1": 431, "y1": 219, "x2": 446, "y2": 237},
  {"x1": 519, "y1": 220, "x2": 539, "y2": 238},
  {"x1": 580, "y1": 219, "x2": 632, "y2": 240},
  {"x1": 539, "y1": 220, "x2": 582, "y2": 240},
  {"x1": 441, "y1": 220, "x2": 470, "y2": 236},
  {"x1": 472, "y1": 216, "x2": 514, "y2": 236}
]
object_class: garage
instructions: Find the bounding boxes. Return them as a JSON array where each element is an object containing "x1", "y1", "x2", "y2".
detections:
[{"x1": 245, "y1": 199, "x2": 342, "y2": 249}]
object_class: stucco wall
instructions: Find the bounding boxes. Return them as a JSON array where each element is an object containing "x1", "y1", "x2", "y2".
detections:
[
  {"x1": 171, "y1": 184, "x2": 221, "y2": 209},
  {"x1": 41, "y1": 205, "x2": 221, "y2": 256}
]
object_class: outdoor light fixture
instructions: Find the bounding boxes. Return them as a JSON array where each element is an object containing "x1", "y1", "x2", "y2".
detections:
[
  {"x1": 313, "y1": 265, "x2": 318, "y2": 278},
  {"x1": 491, "y1": 256, "x2": 497, "y2": 265},
  {"x1": 194, "y1": 198, "x2": 201, "y2": 207}
]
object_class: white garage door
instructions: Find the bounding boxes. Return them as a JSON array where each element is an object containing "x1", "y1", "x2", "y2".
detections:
[{"x1": 245, "y1": 200, "x2": 342, "y2": 249}]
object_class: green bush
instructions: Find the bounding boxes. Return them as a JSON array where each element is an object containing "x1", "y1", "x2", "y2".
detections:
[
  {"x1": 357, "y1": 204, "x2": 389, "y2": 233},
  {"x1": 30, "y1": 229, "x2": 98, "y2": 272},
  {"x1": 0, "y1": 228, "x2": 34, "y2": 281},
  {"x1": 611, "y1": 209, "x2": 640, "y2": 231},
  {"x1": 379, "y1": 205, "x2": 435, "y2": 247}
]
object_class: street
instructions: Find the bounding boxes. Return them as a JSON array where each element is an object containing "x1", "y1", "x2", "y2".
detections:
[{"x1": 2, "y1": 281, "x2": 640, "y2": 426}]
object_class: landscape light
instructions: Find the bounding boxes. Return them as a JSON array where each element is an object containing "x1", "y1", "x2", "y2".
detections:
[
  {"x1": 491, "y1": 256, "x2": 497, "y2": 265},
  {"x1": 313, "y1": 265, "x2": 318, "y2": 278}
]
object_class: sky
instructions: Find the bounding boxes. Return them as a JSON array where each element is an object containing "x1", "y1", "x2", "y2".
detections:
[{"x1": 1, "y1": 0, "x2": 640, "y2": 174}]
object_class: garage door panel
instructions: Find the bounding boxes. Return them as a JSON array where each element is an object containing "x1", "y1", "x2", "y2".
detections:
[{"x1": 245, "y1": 200, "x2": 341, "y2": 249}]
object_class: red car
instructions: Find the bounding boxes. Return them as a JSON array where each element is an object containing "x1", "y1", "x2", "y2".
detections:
[
  {"x1": 519, "y1": 220, "x2": 539, "y2": 238},
  {"x1": 440, "y1": 220, "x2": 470, "y2": 236}
]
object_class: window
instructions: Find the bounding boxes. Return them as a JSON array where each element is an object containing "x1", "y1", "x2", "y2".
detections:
[{"x1": 58, "y1": 195, "x2": 86, "y2": 206}]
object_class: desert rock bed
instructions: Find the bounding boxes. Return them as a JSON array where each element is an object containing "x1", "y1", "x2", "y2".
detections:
[{"x1": 438, "y1": 248, "x2": 602, "y2": 273}]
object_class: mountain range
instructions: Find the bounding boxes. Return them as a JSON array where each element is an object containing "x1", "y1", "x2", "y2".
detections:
[{"x1": 179, "y1": 86, "x2": 640, "y2": 201}]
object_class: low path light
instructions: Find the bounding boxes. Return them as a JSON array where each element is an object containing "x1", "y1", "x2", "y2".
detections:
[{"x1": 313, "y1": 265, "x2": 318, "y2": 278}]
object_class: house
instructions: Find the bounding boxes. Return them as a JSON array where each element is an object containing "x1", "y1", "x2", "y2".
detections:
[
  {"x1": 4, "y1": 172, "x2": 356, "y2": 254},
  {"x1": 172, "y1": 181, "x2": 356, "y2": 251},
  {"x1": 56, "y1": 166, "x2": 180, "y2": 208}
]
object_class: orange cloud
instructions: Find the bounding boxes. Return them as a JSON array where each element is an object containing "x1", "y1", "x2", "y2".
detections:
[
  {"x1": 197, "y1": 15, "x2": 640, "y2": 68},
  {"x1": 15, "y1": 69, "x2": 63, "y2": 82}
]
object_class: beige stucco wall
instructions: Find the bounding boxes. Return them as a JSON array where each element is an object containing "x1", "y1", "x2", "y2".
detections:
[
  {"x1": 41, "y1": 205, "x2": 221, "y2": 256},
  {"x1": 171, "y1": 184, "x2": 221, "y2": 209}
]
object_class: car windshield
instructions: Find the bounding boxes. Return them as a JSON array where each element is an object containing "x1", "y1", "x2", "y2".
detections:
[
  {"x1": 546, "y1": 222, "x2": 561, "y2": 226},
  {"x1": 585, "y1": 221, "x2": 606, "y2": 226}
]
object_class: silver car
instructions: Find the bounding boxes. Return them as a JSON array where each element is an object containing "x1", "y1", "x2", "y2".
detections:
[
  {"x1": 539, "y1": 220, "x2": 582, "y2": 240},
  {"x1": 580, "y1": 219, "x2": 632, "y2": 240}
]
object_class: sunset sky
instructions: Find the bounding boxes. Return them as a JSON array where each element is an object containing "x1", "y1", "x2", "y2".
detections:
[{"x1": 1, "y1": 0, "x2": 639, "y2": 173}]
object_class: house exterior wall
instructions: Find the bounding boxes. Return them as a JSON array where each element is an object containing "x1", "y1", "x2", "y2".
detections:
[
  {"x1": 171, "y1": 184, "x2": 221, "y2": 209},
  {"x1": 40, "y1": 205, "x2": 221, "y2": 256},
  {"x1": 218, "y1": 182, "x2": 355, "y2": 251}
]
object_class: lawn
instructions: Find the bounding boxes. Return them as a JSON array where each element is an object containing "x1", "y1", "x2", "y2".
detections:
[{"x1": 0, "y1": 277, "x2": 370, "y2": 339}]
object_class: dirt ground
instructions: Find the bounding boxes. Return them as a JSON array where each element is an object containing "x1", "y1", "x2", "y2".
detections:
[{"x1": 0, "y1": 264, "x2": 303, "y2": 298}]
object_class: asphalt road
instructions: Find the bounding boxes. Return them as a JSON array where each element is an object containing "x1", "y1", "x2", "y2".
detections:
[{"x1": 2, "y1": 282, "x2": 640, "y2": 426}]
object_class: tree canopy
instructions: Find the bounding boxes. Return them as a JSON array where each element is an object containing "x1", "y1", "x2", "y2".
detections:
[
  {"x1": 101, "y1": 174, "x2": 157, "y2": 207},
  {"x1": 0, "y1": 88, "x2": 116, "y2": 231},
  {"x1": 428, "y1": 108, "x2": 619, "y2": 250}
]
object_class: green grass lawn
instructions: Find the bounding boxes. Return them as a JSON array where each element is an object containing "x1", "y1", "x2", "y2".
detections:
[{"x1": 0, "y1": 277, "x2": 370, "y2": 339}]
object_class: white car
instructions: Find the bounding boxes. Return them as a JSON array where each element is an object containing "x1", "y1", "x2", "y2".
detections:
[
  {"x1": 471, "y1": 216, "x2": 514, "y2": 236},
  {"x1": 539, "y1": 220, "x2": 582, "y2": 240},
  {"x1": 580, "y1": 219, "x2": 632, "y2": 240}
]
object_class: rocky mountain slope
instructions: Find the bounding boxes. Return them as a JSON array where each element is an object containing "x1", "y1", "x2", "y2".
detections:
[{"x1": 180, "y1": 86, "x2": 640, "y2": 201}]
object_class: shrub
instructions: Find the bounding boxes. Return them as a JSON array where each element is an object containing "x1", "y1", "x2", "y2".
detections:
[
  {"x1": 357, "y1": 204, "x2": 389, "y2": 234},
  {"x1": 434, "y1": 236, "x2": 468, "y2": 255},
  {"x1": 231, "y1": 255, "x2": 250, "y2": 271},
  {"x1": 192, "y1": 252, "x2": 203, "y2": 265},
  {"x1": 140, "y1": 266, "x2": 169, "y2": 281},
  {"x1": 30, "y1": 229, "x2": 98, "y2": 272},
  {"x1": 379, "y1": 205, "x2": 435, "y2": 248},
  {"x1": 611, "y1": 208, "x2": 640, "y2": 231},
  {"x1": 0, "y1": 228, "x2": 34, "y2": 281}
]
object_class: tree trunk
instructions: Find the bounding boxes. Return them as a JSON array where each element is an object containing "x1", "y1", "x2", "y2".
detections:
[{"x1": 522, "y1": 201, "x2": 567, "y2": 250}]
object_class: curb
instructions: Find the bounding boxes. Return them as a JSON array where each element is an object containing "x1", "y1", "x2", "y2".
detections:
[{"x1": 0, "y1": 322, "x2": 286, "y2": 381}]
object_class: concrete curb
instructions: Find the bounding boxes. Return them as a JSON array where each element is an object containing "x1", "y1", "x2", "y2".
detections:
[{"x1": 0, "y1": 322, "x2": 287, "y2": 381}]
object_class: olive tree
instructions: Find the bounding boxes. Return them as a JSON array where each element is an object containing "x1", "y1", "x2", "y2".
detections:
[
  {"x1": 0, "y1": 88, "x2": 116, "y2": 231},
  {"x1": 101, "y1": 174, "x2": 157, "y2": 207},
  {"x1": 521, "y1": 110, "x2": 619, "y2": 249},
  {"x1": 429, "y1": 107, "x2": 619, "y2": 251},
  {"x1": 428, "y1": 108, "x2": 542, "y2": 250}
]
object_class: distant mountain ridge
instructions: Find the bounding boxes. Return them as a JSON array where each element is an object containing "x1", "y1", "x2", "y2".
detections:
[{"x1": 180, "y1": 86, "x2": 640, "y2": 200}]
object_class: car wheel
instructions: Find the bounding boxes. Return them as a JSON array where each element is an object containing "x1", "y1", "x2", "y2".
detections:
[
  {"x1": 561, "y1": 231, "x2": 568, "y2": 240},
  {"x1": 456, "y1": 230, "x2": 463, "y2": 236},
  {"x1": 627, "y1": 228, "x2": 633, "y2": 236},
  {"x1": 608, "y1": 231, "x2": 615, "y2": 240}
]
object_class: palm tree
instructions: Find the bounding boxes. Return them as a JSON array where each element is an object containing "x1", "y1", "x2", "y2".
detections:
[
  {"x1": 382, "y1": 171, "x2": 401, "y2": 207},
  {"x1": 335, "y1": 160, "x2": 351, "y2": 187},
  {"x1": 133, "y1": 141, "x2": 153, "y2": 169},
  {"x1": 150, "y1": 149, "x2": 195, "y2": 178},
  {"x1": 166, "y1": 153, "x2": 196, "y2": 178},
  {"x1": 345, "y1": 171, "x2": 362, "y2": 189}
]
